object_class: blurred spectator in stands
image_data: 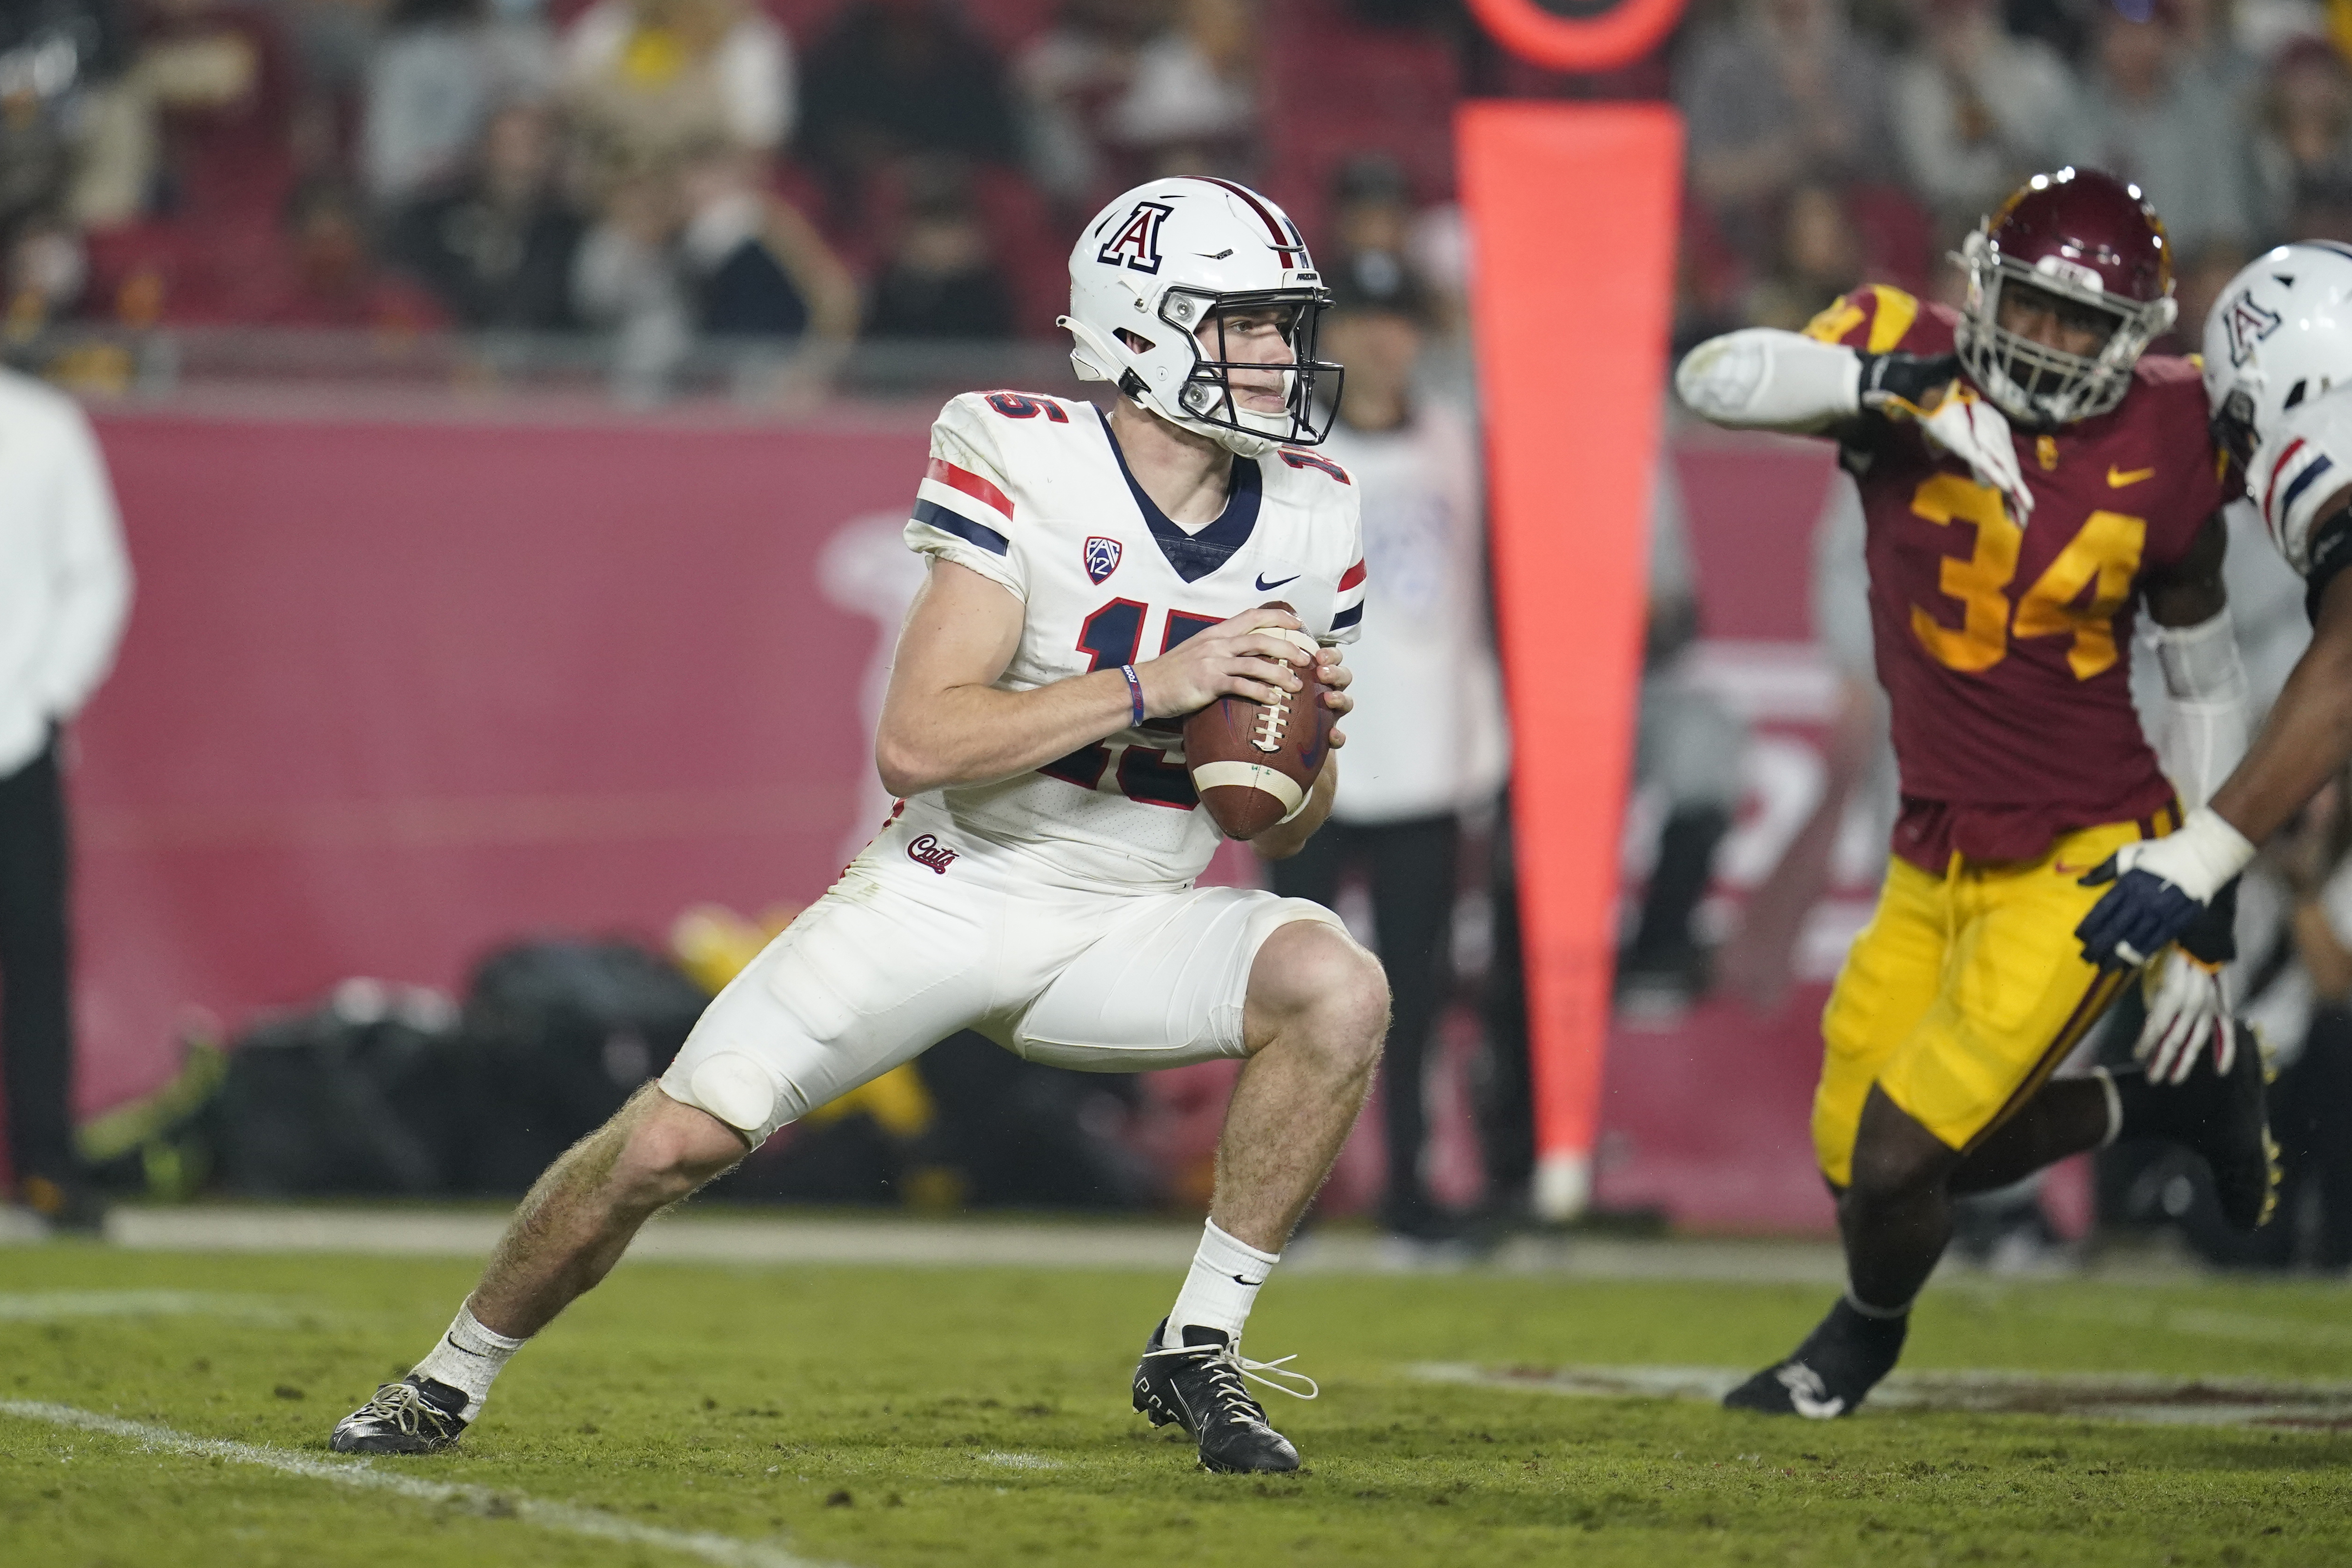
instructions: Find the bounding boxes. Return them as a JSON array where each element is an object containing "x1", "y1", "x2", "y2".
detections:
[
  {"x1": 388, "y1": 101, "x2": 581, "y2": 328},
  {"x1": 1106, "y1": 0, "x2": 1258, "y2": 178},
  {"x1": 1677, "y1": 0, "x2": 1893, "y2": 258},
  {"x1": 1889, "y1": 0, "x2": 2072, "y2": 242},
  {"x1": 253, "y1": 176, "x2": 444, "y2": 326},
  {"x1": 0, "y1": 0, "x2": 129, "y2": 322},
  {"x1": 574, "y1": 141, "x2": 854, "y2": 400},
  {"x1": 865, "y1": 155, "x2": 1013, "y2": 337},
  {"x1": 2251, "y1": 34, "x2": 2352, "y2": 241},
  {"x1": 798, "y1": 0, "x2": 1016, "y2": 208},
  {"x1": 560, "y1": 0, "x2": 790, "y2": 188},
  {"x1": 1271, "y1": 264, "x2": 1507, "y2": 1245},
  {"x1": 361, "y1": 0, "x2": 551, "y2": 209},
  {"x1": 130, "y1": 0, "x2": 302, "y2": 224},
  {"x1": 2170, "y1": 0, "x2": 2259, "y2": 102},
  {"x1": 1013, "y1": 0, "x2": 1163, "y2": 212},
  {"x1": 677, "y1": 144, "x2": 855, "y2": 343},
  {"x1": 1742, "y1": 180, "x2": 1864, "y2": 329},
  {"x1": 280, "y1": 0, "x2": 381, "y2": 170},
  {"x1": 2054, "y1": 0, "x2": 2254, "y2": 261}
]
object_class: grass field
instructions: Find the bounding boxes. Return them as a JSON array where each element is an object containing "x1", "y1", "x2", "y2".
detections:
[{"x1": 5, "y1": 1226, "x2": 2352, "y2": 1567}]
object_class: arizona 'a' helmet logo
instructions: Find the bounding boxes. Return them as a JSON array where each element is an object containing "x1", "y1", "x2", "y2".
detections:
[
  {"x1": 1096, "y1": 201, "x2": 1173, "y2": 275},
  {"x1": 2224, "y1": 290, "x2": 2285, "y2": 366},
  {"x1": 1084, "y1": 536, "x2": 1122, "y2": 583}
]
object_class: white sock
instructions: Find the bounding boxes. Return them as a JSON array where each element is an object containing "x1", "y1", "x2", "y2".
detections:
[
  {"x1": 411, "y1": 1303, "x2": 527, "y2": 1420},
  {"x1": 1166, "y1": 1220, "x2": 1280, "y2": 1347}
]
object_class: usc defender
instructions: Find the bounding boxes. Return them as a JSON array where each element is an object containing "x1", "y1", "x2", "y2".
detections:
[{"x1": 1678, "y1": 168, "x2": 2276, "y2": 1417}]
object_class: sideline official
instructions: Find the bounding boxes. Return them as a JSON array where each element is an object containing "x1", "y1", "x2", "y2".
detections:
[{"x1": 0, "y1": 369, "x2": 131, "y2": 1233}]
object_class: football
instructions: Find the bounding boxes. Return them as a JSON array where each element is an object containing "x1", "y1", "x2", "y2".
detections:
[{"x1": 1182, "y1": 609, "x2": 1331, "y2": 840}]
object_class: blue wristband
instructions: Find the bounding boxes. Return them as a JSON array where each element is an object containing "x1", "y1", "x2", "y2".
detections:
[{"x1": 1120, "y1": 663, "x2": 1146, "y2": 726}]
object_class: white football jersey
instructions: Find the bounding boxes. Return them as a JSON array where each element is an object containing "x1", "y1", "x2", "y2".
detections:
[
  {"x1": 2246, "y1": 388, "x2": 2352, "y2": 593},
  {"x1": 899, "y1": 389, "x2": 1365, "y2": 894}
]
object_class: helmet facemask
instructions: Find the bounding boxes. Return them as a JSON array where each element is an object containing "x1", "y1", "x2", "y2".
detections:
[
  {"x1": 1119, "y1": 287, "x2": 1343, "y2": 453},
  {"x1": 1955, "y1": 229, "x2": 2177, "y2": 428}
]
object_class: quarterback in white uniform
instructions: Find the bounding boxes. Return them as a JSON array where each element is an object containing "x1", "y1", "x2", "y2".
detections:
[
  {"x1": 2081, "y1": 242, "x2": 2352, "y2": 994},
  {"x1": 330, "y1": 177, "x2": 1389, "y2": 1476}
]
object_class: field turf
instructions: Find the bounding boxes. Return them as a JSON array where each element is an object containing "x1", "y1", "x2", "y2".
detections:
[{"x1": 4, "y1": 1236, "x2": 2350, "y2": 1567}]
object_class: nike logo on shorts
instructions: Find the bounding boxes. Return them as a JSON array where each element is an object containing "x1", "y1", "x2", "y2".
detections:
[
  {"x1": 1254, "y1": 573, "x2": 1299, "y2": 592},
  {"x1": 2108, "y1": 465, "x2": 2156, "y2": 487}
]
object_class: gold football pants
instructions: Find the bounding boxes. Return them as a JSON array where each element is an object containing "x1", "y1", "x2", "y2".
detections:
[{"x1": 1811, "y1": 817, "x2": 2158, "y2": 1187}]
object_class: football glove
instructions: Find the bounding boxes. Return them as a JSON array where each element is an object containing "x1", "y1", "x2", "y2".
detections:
[
  {"x1": 2135, "y1": 948, "x2": 2234, "y2": 1085},
  {"x1": 2075, "y1": 807, "x2": 2257, "y2": 968},
  {"x1": 1855, "y1": 350, "x2": 1962, "y2": 410},
  {"x1": 1873, "y1": 380, "x2": 2036, "y2": 526}
]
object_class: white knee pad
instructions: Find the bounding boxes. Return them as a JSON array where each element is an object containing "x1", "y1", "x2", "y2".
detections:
[
  {"x1": 1244, "y1": 896, "x2": 1350, "y2": 958},
  {"x1": 663, "y1": 1050, "x2": 780, "y2": 1139}
]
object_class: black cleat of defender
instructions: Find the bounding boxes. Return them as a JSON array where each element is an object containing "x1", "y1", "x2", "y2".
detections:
[
  {"x1": 1132, "y1": 1318, "x2": 1315, "y2": 1473},
  {"x1": 2176, "y1": 1020, "x2": 2282, "y2": 1233},
  {"x1": 1722, "y1": 1299, "x2": 1908, "y2": 1419},
  {"x1": 329, "y1": 1375, "x2": 469, "y2": 1454}
]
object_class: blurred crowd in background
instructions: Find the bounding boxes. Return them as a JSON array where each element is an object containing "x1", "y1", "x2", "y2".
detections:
[{"x1": 3, "y1": 0, "x2": 2345, "y2": 373}]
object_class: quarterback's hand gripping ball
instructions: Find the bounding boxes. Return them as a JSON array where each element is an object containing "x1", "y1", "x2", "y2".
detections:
[{"x1": 1184, "y1": 604, "x2": 1333, "y2": 840}]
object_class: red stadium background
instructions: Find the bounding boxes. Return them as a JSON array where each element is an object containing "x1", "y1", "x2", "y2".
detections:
[{"x1": 34, "y1": 403, "x2": 1972, "y2": 1236}]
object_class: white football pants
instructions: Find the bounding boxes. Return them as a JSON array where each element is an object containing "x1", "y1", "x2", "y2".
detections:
[{"x1": 659, "y1": 810, "x2": 1341, "y2": 1145}]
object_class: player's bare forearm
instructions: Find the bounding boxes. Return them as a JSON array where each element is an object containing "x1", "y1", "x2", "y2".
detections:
[
  {"x1": 2210, "y1": 570, "x2": 2352, "y2": 844},
  {"x1": 876, "y1": 560, "x2": 1314, "y2": 797},
  {"x1": 876, "y1": 561, "x2": 1133, "y2": 796},
  {"x1": 1250, "y1": 760, "x2": 1339, "y2": 862}
]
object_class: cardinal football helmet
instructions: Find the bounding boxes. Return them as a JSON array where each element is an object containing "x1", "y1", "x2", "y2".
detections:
[
  {"x1": 1062, "y1": 177, "x2": 1342, "y2": 458},
  {"x1": 1955, "y1": 167, "x2": 2178, "y2": 429}
]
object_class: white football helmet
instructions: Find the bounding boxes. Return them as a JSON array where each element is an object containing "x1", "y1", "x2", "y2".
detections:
[
  {"x1": 1061, "y1": 177, "x2": 1342, "y2": 458},
  {"x1": 2202, "y1": 241, "x2": 2352, "y2": 471}
]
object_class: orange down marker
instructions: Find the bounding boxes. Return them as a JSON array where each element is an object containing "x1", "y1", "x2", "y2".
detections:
[{"x1": 1456, "y1": 103, "x2": 1685, "y2": 1219}]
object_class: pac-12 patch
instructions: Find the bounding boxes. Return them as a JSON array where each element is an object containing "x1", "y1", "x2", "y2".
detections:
[{"x1": 1084, "y1": 536, "x2": 1123, "y2": 584}]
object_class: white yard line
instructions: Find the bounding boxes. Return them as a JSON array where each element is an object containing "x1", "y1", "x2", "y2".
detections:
[
  {"x1": 0, "y1": 1290, "x2": 302, "y2": 1323},
  {"x1": 73, "y1": 1205, "x2": 1856, "y2": 1282},
  {"x1": 0, "y1": 1400, "x2": 848, "y2": 1568},
  {"x1": 1407, "y1": 1363, "x2": 2352, "y2": 1429}
]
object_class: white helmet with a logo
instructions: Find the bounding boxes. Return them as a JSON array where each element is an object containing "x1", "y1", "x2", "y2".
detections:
[
  {"x1": 2202, "y1": 241, "x2": 2352, "y2": 470},
  {"x1": 1060, "y1": 176, "x2": 1342, "y2": 458}
]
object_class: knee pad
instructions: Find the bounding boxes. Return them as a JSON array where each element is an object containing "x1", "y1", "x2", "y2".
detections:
[{"x1": 671, "y1": 1051, "x2": 779, "y2": 1139}]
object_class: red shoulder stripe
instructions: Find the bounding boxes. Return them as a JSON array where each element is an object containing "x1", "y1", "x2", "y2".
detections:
[
  {"x1": 926, "y1": 457, "x2": 1012, "y2": 519},
  {"x1": 1337, "y1": 559, "x2": 1367, "y2": 591}
]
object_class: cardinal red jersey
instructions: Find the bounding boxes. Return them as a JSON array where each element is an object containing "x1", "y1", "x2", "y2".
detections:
[{"x1": 1803, "y1": 285, "x2": 2228, "y2": 870}]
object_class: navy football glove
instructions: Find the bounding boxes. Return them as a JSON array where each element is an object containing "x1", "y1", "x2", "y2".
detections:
[{"x1": 2074, "y1": 807, "x2": 2255, "y2": 969}]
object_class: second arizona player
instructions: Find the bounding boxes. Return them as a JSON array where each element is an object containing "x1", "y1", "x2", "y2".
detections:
[
  {"x1": 327, "y1": 178, "x2": 1383, "y2": 1475},
  {"x1": 1678, "y1": 168, "x2": 2277, "y2": 1417}
]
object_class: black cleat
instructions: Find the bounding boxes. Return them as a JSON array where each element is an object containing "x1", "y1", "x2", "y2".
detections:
[
  {"x1": 329, "y1": 1375, "x2": 470, "y2": 1454},
  {"x1": 1723, "y1": 1299, "x2": 1907, "y2": 1420},
  {"x1": 2175, "y1": 1021, "x2": 2281, "y2": 1232},
  {"x1": 1132, "y1": 1319, "x2": 1316, "y2": 1473}
]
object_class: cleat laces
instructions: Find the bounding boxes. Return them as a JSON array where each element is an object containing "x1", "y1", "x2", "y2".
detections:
[
  {"x1": 350, "y1": 1381, "x2": 462, "y2": 1441},
  {"x1": 1142, "y1": 1338, "x2": 1320, "y2": 1421}
]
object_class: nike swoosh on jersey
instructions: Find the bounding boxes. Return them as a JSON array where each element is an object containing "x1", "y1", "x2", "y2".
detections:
[
  {"x1": 1254, "y1": 573, "x2": 1299, "y2": 591},
  {"x1": 2108, "y1": 465, "x2": 2157, "y2": 487}
]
